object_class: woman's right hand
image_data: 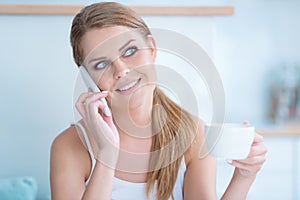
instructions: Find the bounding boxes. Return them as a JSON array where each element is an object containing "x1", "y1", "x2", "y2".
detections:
[{"x1": 75, "y1": 90, "x2": 120, "y2": 167}]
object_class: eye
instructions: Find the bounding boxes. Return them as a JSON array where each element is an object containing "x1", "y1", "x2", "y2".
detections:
[
  {"x1": 123, "y1": 46, "x2": 137, "y2": 57},
  {"x1": 95, "y1": 60, "x2": 110, "y2": 69}
]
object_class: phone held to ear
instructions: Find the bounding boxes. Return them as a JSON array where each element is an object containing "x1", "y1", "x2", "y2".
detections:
[{"x1": 79, "y1": 66, "x2": 112, "y2": 117}]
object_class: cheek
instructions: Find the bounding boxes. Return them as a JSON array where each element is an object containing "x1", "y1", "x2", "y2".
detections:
[
  {"x1": 105, "y1": 94, "x2": 113, "y2": 106},
  {"x1": 97, "y1": 78, "x2": 113, "y2": 92},
  {"x1": 132, "y1": 50, "x2": 154, "y2": 69},
  {"x1": 139, "y1": 64, "x2": 157, "y2": 82},
  {"x1": 147, "y1": 67, "x2": 157, "y2": 83},
  {"x1": 94, "y1": 69, "x2": 114, "y2": 91}
]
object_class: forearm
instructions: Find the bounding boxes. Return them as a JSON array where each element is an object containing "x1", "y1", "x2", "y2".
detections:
[
  {"x1": 220, "y1": 169, "x2": 256, "y2": 200},
  {"x1": 82, "y1": 160, "x2": 115, "y2": 200}
]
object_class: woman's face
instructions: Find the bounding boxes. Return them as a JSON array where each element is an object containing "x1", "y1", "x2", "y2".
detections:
[{"x1": 80, "y1": 26, "x2": 157, "y2": 118}]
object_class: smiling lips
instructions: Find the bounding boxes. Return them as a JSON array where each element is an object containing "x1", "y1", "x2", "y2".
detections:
[{"x1": 116, "y1": 78, "x2": 141, "y2": 95}]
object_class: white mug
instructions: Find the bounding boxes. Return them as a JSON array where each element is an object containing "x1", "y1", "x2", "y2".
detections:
[{"x1": 204, "y1": 123, "x2": 255, "y2": 160}]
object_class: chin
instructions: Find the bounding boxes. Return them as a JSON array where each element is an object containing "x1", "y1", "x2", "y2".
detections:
[{"x1": 129, "y1": 85, "x2": 155, "y2": 109}]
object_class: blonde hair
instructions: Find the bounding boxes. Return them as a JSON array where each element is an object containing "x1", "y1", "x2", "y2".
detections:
[
  {"x1": 70, "y1": 2, "x2": 198, "y2": 200},
  {"x1": 70, "y1": 2, "x2": 150, "y2": 66}
]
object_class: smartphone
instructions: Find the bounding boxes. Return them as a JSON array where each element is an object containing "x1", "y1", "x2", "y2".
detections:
[{"x1": 79, "y1": 66, "x2": 111, "y2": 116}]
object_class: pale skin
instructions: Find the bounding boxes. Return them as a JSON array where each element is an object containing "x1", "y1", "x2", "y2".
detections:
[{"x1": 50, "y1": 26, "x2": 267, "y2": 200}]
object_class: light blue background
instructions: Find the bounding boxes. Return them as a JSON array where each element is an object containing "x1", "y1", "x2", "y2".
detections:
[{"x1": 1, "y1": 0, "x2": 300, "y2": 199}]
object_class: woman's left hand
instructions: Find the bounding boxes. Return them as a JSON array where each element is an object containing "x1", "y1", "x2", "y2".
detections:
[{"x1": 229, "y1": 124, "x2": 268, "y2": 177}]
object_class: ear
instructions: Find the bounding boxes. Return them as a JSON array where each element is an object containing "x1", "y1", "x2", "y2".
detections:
[{"x1": 147, "y1": 35, "x2": 157, "y2": 61}]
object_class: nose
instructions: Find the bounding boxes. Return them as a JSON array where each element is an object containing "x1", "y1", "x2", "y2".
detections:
[{"x1": 112, "y1": 58, "x2": 130, "y2": 79}]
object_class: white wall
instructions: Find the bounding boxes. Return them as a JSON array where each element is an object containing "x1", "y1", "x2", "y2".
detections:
[
  {"x1": 0, "y1": 15, "x2": 77, "y2": 200},
  {"x1": 214, "y1": 1, "x2": 300, "y2": 124},
  {"x1": 1, "y1": 0, "x2": 300, "y2": 199}
]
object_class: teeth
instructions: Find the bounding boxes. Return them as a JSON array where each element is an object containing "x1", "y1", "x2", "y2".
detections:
[{"x1": 118, "y1": 80, "x2": 139, "y2": 91}]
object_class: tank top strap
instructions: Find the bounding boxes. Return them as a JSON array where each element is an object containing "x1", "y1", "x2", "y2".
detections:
[{"x1": 73, "y1": 122, "x2": 96, "y2": 185}]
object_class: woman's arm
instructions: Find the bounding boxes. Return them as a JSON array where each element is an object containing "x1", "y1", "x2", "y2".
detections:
[
  {"x1": 81, "y1": 161, "x2": 115, "y2": 200},
  {"x1": 50, "y1": 126, "x2": 116, "y2": 200},
  {"x1": 50, "y1": 91, "x2": 120, "y2": 199},
  {"x1": 184, "y1": 121, "x2": 267, "y2": 200},
  {"x1": 50, "y1": 127, "x2": 88, "y2": 199},
  {"x1": 221, "y1": 133, "x2": 267, "y2": 200},
  {"x1": 184, "y1": 120, "x2": 217, "y2": 200},
  {"x1": 220, "y1": 169, "x2": 255, "y2": 200}
]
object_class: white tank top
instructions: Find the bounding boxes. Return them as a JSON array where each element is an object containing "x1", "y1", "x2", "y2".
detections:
[{"x1": 75, "y1": 122, "x2": 186, "y2": 200}]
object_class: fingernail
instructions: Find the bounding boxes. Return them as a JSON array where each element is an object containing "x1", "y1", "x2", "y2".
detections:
[
  {"x1": 102, "y1": 91, "x2": 108, "y2": 94},
  {"x1": 103, "y1": 107, "x2": 112, "y2": 117},
  {"x1": 226, "y1": 159, "x2": 233, "y2": 164}
]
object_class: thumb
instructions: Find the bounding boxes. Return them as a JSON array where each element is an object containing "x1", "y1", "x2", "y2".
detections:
[
  {"x1": 98, "y1": 103, "x2": 114, "y2": 127},
  {"x1": 243, "y1": 120, "x2": 250, "y2": 125}
]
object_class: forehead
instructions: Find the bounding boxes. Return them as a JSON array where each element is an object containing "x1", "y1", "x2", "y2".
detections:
[{"x1": 81, "y1": 26, "x2": 145, "y2": 59}]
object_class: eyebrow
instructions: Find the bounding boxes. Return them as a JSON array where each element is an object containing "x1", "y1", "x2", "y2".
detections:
[
  {"x1": 119, "y1": 39, "x2": 135, "y2": 52},
  {"x1": 88, "y1": 56, "x2": 106, "y2": 64},
  {"x1": 88, "y1": 39, "x2": 136, "y2": 65}
]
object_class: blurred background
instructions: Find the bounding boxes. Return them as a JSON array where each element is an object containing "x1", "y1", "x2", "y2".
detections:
[{"x1": 0, "y1": 0, "x2": 300, "y2": 199}]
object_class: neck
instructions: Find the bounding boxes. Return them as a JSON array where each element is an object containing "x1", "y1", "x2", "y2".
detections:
[
  {"x1": 113, "y1": 93, "x2": 154, "y2": 138},
  {"x1": 118, "y1": 127, "x2": 153, "y2": 153},
  {"x1": 129, "y1": 104, "x2": 152, "y2": 128}
]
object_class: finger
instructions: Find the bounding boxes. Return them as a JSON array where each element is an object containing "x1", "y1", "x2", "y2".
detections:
[
  {"x1": 76, "y1": 92, "x2": 92, "y2": 105},
  {"x1": 229, "y1": 160, "x2": 263, "y2": 173},
  {"x1": 85, "y1": 93, "x2": 108, "y2": 119},
  {"x1": 247, "y1": 144, "x2": 268, "y2": 157},
  {"x1": 75, "y1": 92, "x2": 93, "y2": 117},
  {"x1": 76, "y1": 91, "x2": 94, "y2": 106},
  {"x1": 88, "y1": 100, "x2": 105, "y2": 122},
  {"x1": 97, "y1": 103, "x2": 115, "y2": 127},
  {"x1": 253, "y1": 133, "x2": 264, "y2": 144},
  {"x1": 89, "y1": 100, "x2": 119, "y2": 143},
  {"x1": 234, "y1": 154, "x2": 266, "y2": 166},
  {"x1": 84, "y1": 92, "x2": 108, "y2": 106},
  {"x1": 85, "y1": 92, "x2": 110, "y2": 119},
  {"x1": 80, "y1": 92, "x2": 108, "y2": 120},
  {"x1": 243, "y1": 120, "x2": 250, "y2": 125}
]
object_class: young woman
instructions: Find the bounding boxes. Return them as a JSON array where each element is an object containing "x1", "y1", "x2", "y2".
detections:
[{"x1": 50, "y1": 2, "x2": 267, "y2": 200}]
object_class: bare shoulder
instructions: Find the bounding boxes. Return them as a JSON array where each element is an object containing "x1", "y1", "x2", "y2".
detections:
[
  {"x1": 50, "y1": 123, "x2": 92, "y2": 199},
  {"x1": 50, "y1": 123, "x2": 91, "y2": 182},
  {"x1": 183, "y1": 118, "x2": 217, "y2": 199},
  {"x1": 184, "y1": 118, "x2": 206, "y2": 166},
  {"x1": 51, "y1": 124, "x2": 83, "y2": 155}
]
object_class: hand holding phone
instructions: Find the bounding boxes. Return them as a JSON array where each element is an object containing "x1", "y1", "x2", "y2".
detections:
[{"x1": 79, "y1": 66, "x2": 111, "y2": 117}]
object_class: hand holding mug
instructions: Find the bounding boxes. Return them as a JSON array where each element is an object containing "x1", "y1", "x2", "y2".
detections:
[
  {"x1": 229, "y1": 122, "x2": 267, "y2": 177},
  {"x1": 205, "y1": 121, "x2": 267, "y2": 177}
]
